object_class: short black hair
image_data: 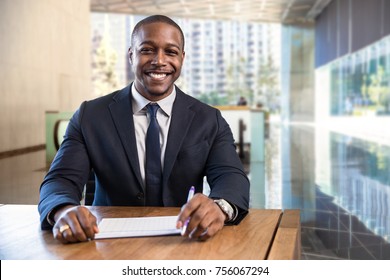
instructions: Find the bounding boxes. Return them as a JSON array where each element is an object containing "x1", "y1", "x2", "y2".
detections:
[{"x1": 131, "y1": 15, "x2": 185, "y2": 50}]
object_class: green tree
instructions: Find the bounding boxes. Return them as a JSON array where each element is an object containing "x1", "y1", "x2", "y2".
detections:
[
  {"x1": 256, "y1": 55, "x2": 280, "y2": 112},
  {"x1": 226, "y1": 56, "x2": 253, "y2": 105},
  {"x1": 198, "y1": 91, "x2": 228, "y2": 106},
  {"x1": 366, "y1": 65, "x2": 390, "y2": 113}
]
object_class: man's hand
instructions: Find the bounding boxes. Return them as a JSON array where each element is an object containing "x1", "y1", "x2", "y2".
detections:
[
  {"x1": 176, "y1": 193, "x2": 227, "y2": 241},
  {"x1": 52, "y1": 205, "x2": 99, "y2": 244}
]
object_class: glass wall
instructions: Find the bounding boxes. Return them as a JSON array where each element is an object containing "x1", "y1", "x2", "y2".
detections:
[
  {"x1": 320, "y1": 35, "x2": 390, "y2": 116},
  {"x1": 329, "y1": 132, "x2": 390, "y2": 240},
  {"x1": 91, "y1": 13, "x2": 281, "y2": 108}
]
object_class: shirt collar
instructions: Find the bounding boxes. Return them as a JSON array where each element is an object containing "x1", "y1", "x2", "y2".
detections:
[{"x1": 131, "y1": 84, "x2": 176, "y2": 117}]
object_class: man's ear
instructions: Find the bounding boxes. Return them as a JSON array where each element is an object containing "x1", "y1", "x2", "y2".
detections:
[{"x1": 128, "y1": 47, "x2": 133, "y2": 64}]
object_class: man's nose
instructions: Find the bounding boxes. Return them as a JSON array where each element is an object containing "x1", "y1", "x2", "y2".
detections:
[{"x1": 151, "y1": 50, "x2": 166, "y2": 65}]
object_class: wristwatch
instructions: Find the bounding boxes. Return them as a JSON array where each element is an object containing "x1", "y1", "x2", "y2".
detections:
[{"x1": 214, "y1": 199, "x2": 234, "y2": 222}]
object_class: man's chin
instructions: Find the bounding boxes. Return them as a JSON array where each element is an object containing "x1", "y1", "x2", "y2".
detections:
[{"x1": 144, "y1": 85, "x2": 173, "y2": 99}]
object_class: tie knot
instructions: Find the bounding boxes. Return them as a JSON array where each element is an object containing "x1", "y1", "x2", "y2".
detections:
[{"x1": 146, "y1": 103, "x2": 159, "y2": 118}]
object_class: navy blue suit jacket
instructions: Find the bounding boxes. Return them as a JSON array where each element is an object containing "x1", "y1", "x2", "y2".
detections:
[{"x1": 38, "y1": 85, "x2": 250, "y2": 229}]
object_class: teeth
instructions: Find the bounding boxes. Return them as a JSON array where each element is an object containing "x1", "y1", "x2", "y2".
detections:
[{"x1": 149, "y1": 73, "x2": 166, "y2": 79}]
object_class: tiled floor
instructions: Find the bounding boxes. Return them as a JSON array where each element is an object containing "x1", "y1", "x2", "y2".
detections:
[{"x1": 1, "y1": 120, "x2": 389, "y2": 259}]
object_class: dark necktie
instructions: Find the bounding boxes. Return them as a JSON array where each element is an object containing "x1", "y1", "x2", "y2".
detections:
[{"x1": 145, "y1": 103, "x2": 163, "y2": 206}]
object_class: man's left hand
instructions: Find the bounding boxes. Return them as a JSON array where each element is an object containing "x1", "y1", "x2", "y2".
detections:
[{"x1": 176, "y1": 193, "x2": 226, "y2": 241}]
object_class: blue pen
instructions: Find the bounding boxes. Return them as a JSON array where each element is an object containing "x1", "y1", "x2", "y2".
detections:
[{"x1": 181, "y1": 186, "x2": 195, "y2": 235}]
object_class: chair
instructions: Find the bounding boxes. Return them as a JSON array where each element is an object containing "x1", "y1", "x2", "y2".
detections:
[{"x1": 84, "y1": 169, "x2": 96, "y2": 205}]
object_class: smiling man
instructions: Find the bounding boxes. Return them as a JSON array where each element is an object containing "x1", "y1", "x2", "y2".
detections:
[
  {"x1": 38, "y1": 15, "x2": 250, "y2": 244},
  {"x1": 129, "y1": 17, "x2": 185, "y2": 101}
]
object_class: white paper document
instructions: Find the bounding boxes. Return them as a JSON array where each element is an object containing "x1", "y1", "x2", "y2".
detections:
[{"x1": 94, "y1": 215, "x2": 181, "y2": 239}]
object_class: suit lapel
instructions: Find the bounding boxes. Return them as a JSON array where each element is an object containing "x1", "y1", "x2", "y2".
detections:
[
  {"x1": 163, "y1": 89, "x2": 195, "y2": 185},
  {"x1": 108, "y1": 85, "x2": 144, "y2": 189}
]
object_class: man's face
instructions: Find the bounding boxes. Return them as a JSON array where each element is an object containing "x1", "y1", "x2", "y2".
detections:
[{"x1": 129, "y1": 22, "x2": 185, "y2": 101}]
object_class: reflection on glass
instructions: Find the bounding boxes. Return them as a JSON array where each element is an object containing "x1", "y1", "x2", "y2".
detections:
[
  {"x1": 325, "y1": 36, "x2": 390, "y2": 116},
  {"x1": 329, "y1": 132, "x2": 390, "y2": 240}
]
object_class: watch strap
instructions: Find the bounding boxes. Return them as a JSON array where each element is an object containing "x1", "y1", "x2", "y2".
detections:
[{"x1": 213, "y1": 199, "x2": 235, "y2": 222}]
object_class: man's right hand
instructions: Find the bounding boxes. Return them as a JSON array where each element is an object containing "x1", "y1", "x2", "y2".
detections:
[{"x1": 52, "y1": 205, "x2": 99, "y2": 244}]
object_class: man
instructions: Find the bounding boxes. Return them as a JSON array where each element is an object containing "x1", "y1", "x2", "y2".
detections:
[{"x1": 38, "y1": 15, "x2": 250, "y2": 243}]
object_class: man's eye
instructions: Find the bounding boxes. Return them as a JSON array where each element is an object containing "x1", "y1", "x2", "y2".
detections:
[
  {"x1": 140, "y1": 48, "x2": 153, "y2": 53},
  {"x1": 166, "y1": 50, "x2": 178, "y2": 55}
]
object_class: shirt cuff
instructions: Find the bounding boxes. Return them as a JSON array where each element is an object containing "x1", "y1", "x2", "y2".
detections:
[{"x1": 46, "y1": 208, "x2": 56, "y2": 226}]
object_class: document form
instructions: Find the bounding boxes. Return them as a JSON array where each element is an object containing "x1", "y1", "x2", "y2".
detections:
[{"x1": 94, "y1": 216, "x2": 181, "y2": 239}]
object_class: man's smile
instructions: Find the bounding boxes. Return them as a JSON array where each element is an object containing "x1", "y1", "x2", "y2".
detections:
[{"x1": 148, "y1": 72, "x2": 168, "y2": 79}]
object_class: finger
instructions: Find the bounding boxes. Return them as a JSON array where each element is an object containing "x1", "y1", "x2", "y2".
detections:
[
  {"x1": 176, "y1": 204, "x2": 189, "y2": 229},
  {"x1": 176, "y1": 194, "x2": 204, "y2": 229},
  {"x1": 190, "y1": 215, "x2": 225, "y2": 241},
  {"x1": 67, "y1": 218, "x2": 88, "y2": 242},
  {"x1": 197, "y1": 223, "x2": 221, "y2": 241},
  {"x1": 53, "y1": 226, "x2": 67, "y2": 244},
  {"x1": 184, "y1": 203, "x2": 209, "y2": 238},
  {"x1": 54, "y1": 222, "x2": 76, "y2": 244},
  {"x1": 76, "y1": 207, "x2": 98, "y2": 240},
  {"x1": 177, "y1": 199, "x2": 198, "y2": 224},
  {"x1": 188, "y1": 208, "x2": 214, "y2": 239},
  {"x1": 61, "y1": 224, "x2": 78, "y2": 243}
]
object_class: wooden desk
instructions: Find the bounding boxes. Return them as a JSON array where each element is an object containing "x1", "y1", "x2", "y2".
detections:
[{"x1": 0, "y1": 205, "x2": 300, "y2": 260}]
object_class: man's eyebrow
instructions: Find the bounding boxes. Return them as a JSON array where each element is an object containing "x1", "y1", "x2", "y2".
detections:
[
  {"x1": 138, "y1": 40, "x2": 181, "y2": 50},
  {"x1": 164, "y1": 43, "x2": 182, "y2": 51},
  {"x1": 138, "y1": 40, "x2": 155, "y2": 46}
]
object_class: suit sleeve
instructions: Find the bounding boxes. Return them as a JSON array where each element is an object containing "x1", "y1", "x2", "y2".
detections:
[
  {"x1": 38, "y1": 102, "x2": 91, "y2": 230},
  {"x1": 206, "y1": 109, "x2": 250, "y2": 224}
]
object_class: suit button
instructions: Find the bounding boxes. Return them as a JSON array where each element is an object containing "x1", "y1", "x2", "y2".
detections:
[{"x1": 137, "y1": 192, "x2": 144, "y2": 199}]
